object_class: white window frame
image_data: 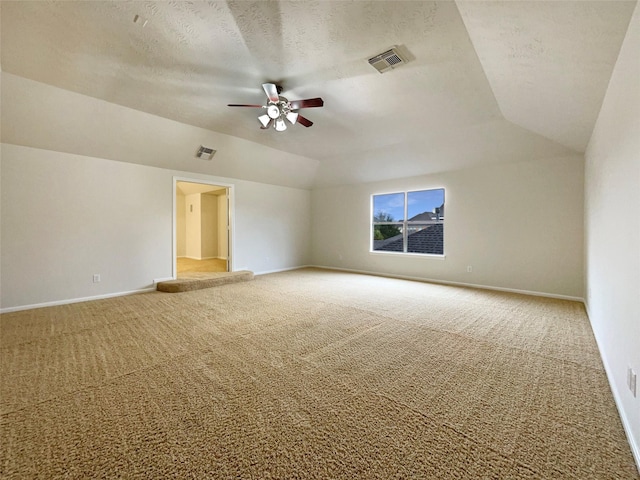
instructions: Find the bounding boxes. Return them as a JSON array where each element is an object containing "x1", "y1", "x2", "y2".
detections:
[{"x1": 370, "y1": 188, "x2": 445, "y2": 257}]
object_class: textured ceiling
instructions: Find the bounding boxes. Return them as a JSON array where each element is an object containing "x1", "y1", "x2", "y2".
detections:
[
  {"x1": 456, "y1": 0, "x2": 637, "y2": 153},
  {"x1": 1, "y1": 1, "x2": 636, "y2": 187}
]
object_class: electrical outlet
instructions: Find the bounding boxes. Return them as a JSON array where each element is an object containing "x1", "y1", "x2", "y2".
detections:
[
  {"x1": 93, "y1": 274, "x2": 101, "y2": 283},
  {"x1": 628, "y1": 367, "x2": 637, "y2": 397},
  {"x1": 467, "y1": 265, "x2": 473, "y2": 273}
]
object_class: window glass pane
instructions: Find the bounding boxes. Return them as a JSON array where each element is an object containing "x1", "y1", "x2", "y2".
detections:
[
  {"x1": 406, "y1": 224, "x2": 444, "y2": 255},
  {"x1": 407, "y1": 189, "x2": 444, "y2": 221},
  {"x1": 371, "y1": 188, "x2": 444, "y2": 256},
  {"x1": 372, "y1": 193, "x2": 405, "y2": 222},
  {"x1": 372, "y1": 224, "x2": 404, "y2": 252}
]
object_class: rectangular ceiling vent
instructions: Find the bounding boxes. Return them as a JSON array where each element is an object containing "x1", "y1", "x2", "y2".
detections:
[
  {"x1": 368, "y1": 47, "x2": 407, "y2": 73},
  {"x1": 196, "y1": 145, "x2": 216, "y2": 160}
]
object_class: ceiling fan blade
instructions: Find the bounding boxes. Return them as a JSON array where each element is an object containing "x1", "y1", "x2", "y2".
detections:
[
  {"x1": 262, "y1": 83, "x2": 280, "y2": 103},
  {"x1": 297, "y1": 115, "x2": 314, "y2": 127},
  {"x1": 289, "y1": 97, "x2": 324, "y2": 110},
  {"x1": 228, "y1": 104, "x2": 264, "y2": 108}
]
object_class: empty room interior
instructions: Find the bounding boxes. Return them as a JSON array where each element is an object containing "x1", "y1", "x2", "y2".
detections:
[{"x1": 1, "y1": 1, "x2": 639, "y2": 478}]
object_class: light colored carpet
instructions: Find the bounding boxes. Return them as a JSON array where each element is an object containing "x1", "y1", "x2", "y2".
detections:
[{"x1": 1, "y1": 268, "x2": 638, "y2": 479}]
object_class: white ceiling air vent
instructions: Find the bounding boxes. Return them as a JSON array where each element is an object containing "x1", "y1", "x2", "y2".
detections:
[
  {"x1": 368, "y1": 47, "x2": 407, "y2": 73},
  {"x1": 196, "y1": 145, "x2": 216, "y2": 160}
]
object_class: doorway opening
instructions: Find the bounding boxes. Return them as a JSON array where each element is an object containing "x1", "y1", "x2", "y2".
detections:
[{"x1": 173, "y1": 178, "x2": 233, "y2": 278}]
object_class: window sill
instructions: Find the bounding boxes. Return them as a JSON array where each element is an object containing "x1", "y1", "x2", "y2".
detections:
[{"x1": 369, "y1": 250, "x2": 446, "y2": 259}]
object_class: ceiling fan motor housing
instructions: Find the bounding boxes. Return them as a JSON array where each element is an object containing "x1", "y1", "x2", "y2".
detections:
[{"x1": 267, "y1": 96, "x2": 295, "y2": 119}]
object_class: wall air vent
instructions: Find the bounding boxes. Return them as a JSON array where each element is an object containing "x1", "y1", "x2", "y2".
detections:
[
  {"x1": 196, "y1": 145, "x2": 216, "y2": 160},
  {"x1": 368, "y1": 47, "x2": 407, "y2": 73}
]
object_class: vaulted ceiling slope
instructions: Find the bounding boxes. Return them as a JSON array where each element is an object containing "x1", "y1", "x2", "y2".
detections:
[
  {"x1": 0, "y1": 1, "x2": 636, "y2": 187},
  {"x1": 456, "y1": 1, "x2": 636, "y2": 153}
]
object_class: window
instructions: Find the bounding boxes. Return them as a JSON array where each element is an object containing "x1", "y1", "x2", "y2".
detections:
[{"x1": 371, "y1": 188, "x2": 445, "y2": 255}]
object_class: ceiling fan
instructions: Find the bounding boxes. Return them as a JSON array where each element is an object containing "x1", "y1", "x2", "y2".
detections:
[{"x1": 228, "y1": 83, "x2": 324, "y2": 132}]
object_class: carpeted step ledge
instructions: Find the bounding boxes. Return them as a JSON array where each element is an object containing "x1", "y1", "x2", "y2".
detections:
[{"x1": 156, "y1": 271, "x2": 254, "y2": 293}]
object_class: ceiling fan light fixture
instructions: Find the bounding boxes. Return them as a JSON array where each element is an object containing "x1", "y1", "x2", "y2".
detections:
[
  {"x1": 267, "y1": 104, "x2": 280, "y2": 119},
  {"x1": 258, "y1": 114, "x2": 271, "y2": 128},
  {"x1": 274, "y1": 118, "x2": 287, "y2": 131},
  {"x1": 228, "y1": 83, "x2": 323, "y2": 130},
  {"x1": 286, "y1": 111, "x2": 299, "y2": 124}
]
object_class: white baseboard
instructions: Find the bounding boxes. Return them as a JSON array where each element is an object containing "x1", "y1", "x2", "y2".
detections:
[
  {"x1": 305, "y1": 265, "x2": 584, "y2": 302},
  {"x1": 254, "y1": 265, "x2": 309, "y2": 276},
  {"x1": 0, "y1": 287, "x2": 157, "y2": 314},
  {"x1": 153, "y1": 277, "x2": 174, "y2": 284},
  {"x1": 584, "y1": 301, "x2": 640, "y2": 474},
  {"x1": 4, "y1": 265, "x2": 582, "y2": 313}
]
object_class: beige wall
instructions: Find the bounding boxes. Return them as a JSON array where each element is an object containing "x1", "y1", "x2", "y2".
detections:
[
  {"x1": 178, "y1": 191, "x2": 222, "y2": 259},
  {"x1": 176, "y1": 194, "x2": 186, "y2": 257},
  {"x1": 201, "y1": 194, "x2": 218, "y2": 259},
  {"x1": 0, "y1": 144, "x2": 312, "y2": 310},
  {"x1": 311, "y1": 154, "x2": 584, "y2": 299},
  {"x1": 185, "y1": 193, "x2": 202, "y2": 259},
  {"x1": 584, "y1": 3, "x2": 640, "y2": 465},
  {"x1": 1, "y1": 144, "x2": 172, "y2": 307},
  {"x1": 217, "y1": 192, "x2": 229, "y2": 259}
]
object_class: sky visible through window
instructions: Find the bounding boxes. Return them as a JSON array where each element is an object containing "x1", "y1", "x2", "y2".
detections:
[{"x1": 373, "y1": 189, "x2": 444, "y2": 221}]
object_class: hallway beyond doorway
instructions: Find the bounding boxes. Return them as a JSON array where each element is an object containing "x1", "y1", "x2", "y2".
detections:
[{"x1": 177, "y1": 257, "x2": 227, "y2": 276}]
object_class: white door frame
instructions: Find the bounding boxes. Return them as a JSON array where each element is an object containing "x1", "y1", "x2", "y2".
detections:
[{"x1": 172, "y1": 176, "x2": 235, "y2": 279}]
